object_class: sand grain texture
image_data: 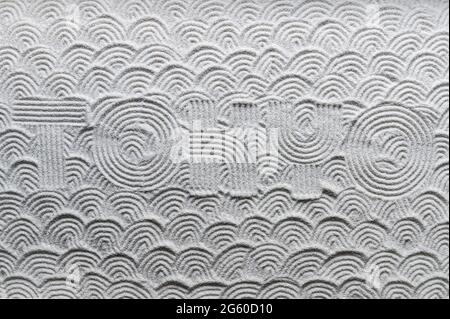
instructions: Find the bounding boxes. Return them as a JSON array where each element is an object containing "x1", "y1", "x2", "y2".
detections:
[{"x1": 0, "y1": 0, "x2": 448, "y2": 299}]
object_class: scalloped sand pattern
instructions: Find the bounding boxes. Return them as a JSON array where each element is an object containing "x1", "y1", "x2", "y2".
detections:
[{"x1": 0, "y1": 0, "x2": 448, "y2": 299}]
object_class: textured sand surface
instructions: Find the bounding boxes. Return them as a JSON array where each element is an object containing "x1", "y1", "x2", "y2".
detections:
[{"x1": 0, "y1": 0, "x2": 448, "y2": 299}]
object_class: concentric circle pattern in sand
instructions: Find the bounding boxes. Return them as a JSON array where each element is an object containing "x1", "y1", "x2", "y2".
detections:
[{"x1": 0, "y1": 0, "x2": 448, "y2": 299}]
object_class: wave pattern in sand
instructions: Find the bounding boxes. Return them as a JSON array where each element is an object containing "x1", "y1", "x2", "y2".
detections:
[{"x1": 0, "y1": 0, "x2": 448, "y2": 299}]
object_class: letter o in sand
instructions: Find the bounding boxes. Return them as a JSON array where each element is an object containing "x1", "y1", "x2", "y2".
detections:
[
  {"x1": 346, "y1": 104, "x2": 434, "y2": 199},
  {"x1": 92, "y1": 98, "x2": 179, "y2": 190}
]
